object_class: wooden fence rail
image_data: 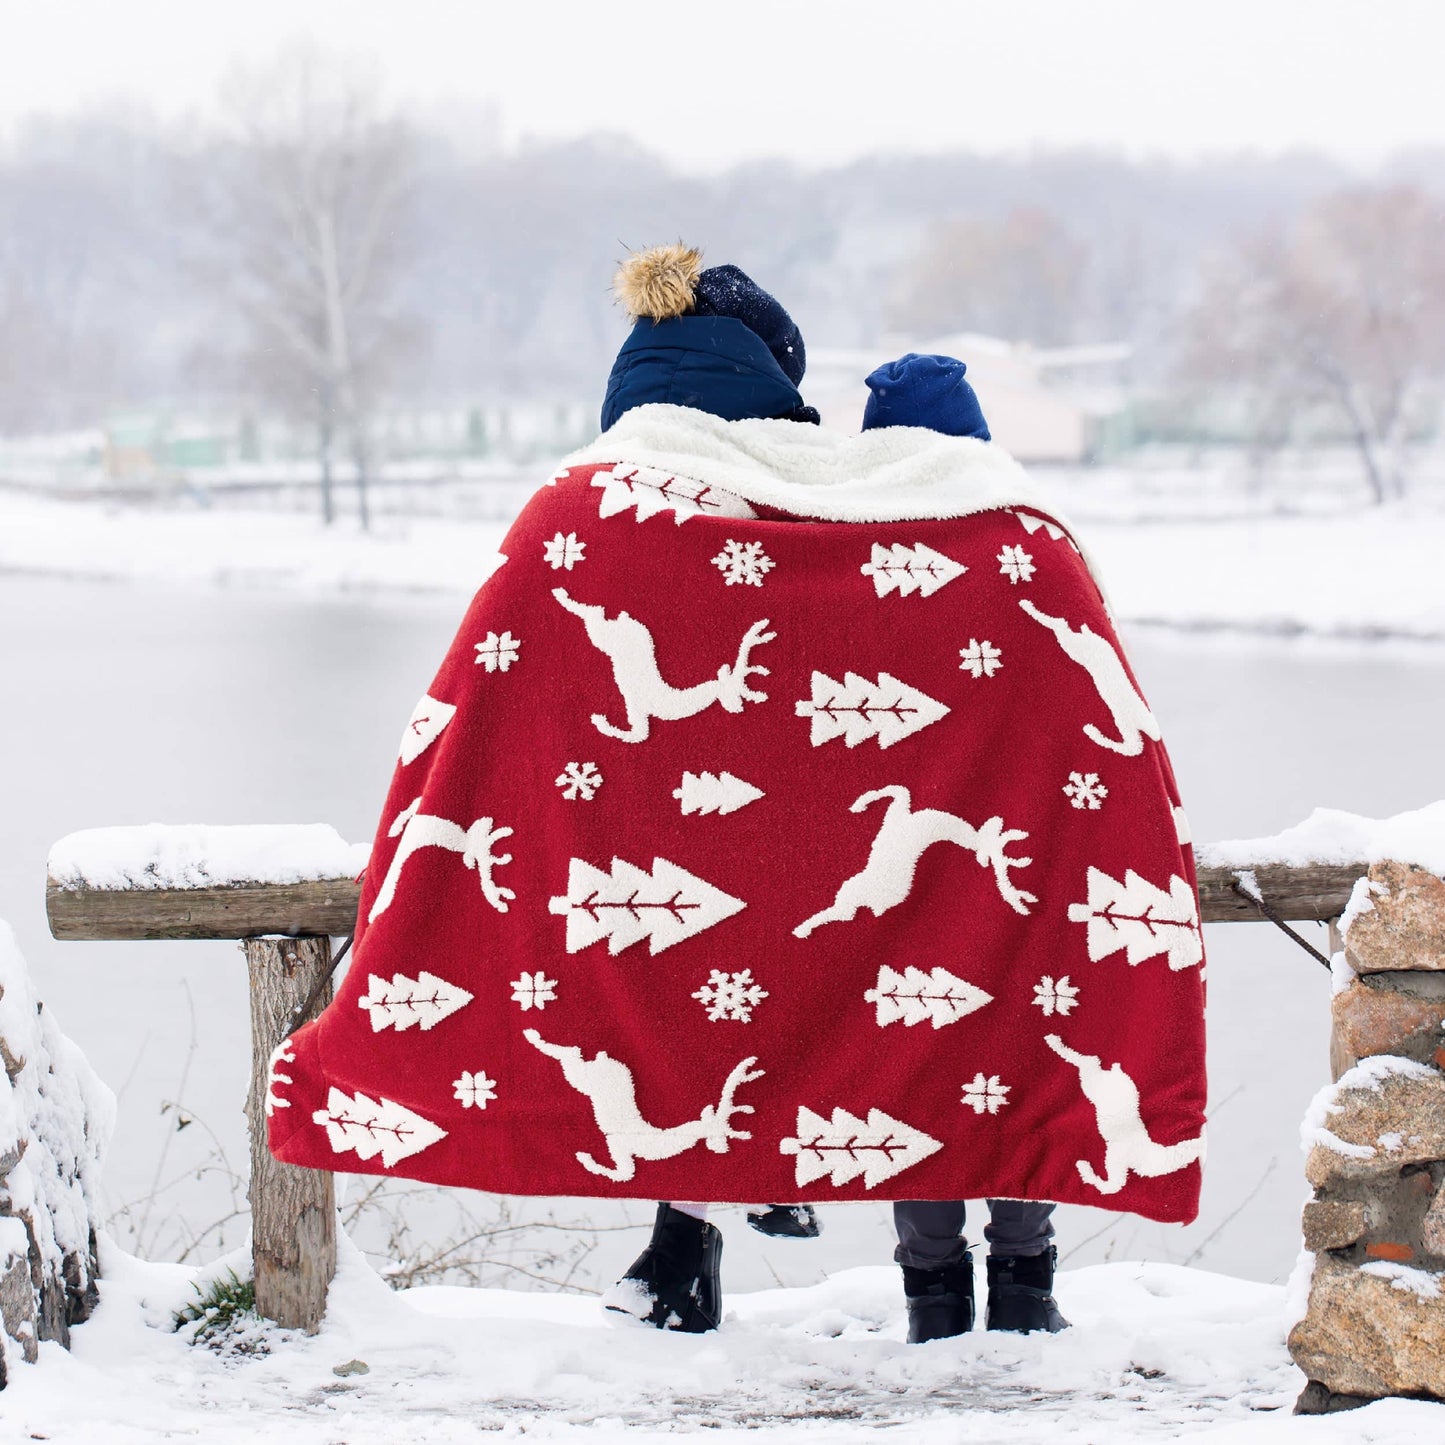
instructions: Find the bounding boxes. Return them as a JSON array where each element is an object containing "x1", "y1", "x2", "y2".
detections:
[
  {"x1": 44, "y1": 850, "x2": 1368, "y2": 1334},
  {"x1": 46, "y1": 861, "x2": 1366, "y2": 941}
]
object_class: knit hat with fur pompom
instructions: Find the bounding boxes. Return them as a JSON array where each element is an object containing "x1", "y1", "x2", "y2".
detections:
[{"x1": 613, "y1": 244, "x2": 806, "y2": 385}]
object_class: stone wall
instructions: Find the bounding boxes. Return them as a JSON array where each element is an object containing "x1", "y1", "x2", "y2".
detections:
[
  {"x1": 1288, "y1": 861, "x2": 1445, "y2": 1412},
  {"x1": 0, "y1": 921, "x2": 113, "y2": 1387}
]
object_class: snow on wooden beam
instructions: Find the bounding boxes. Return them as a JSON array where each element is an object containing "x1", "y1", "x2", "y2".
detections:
[{"x1": 46, "y1": 824, "x2": 367, "y2": 940}]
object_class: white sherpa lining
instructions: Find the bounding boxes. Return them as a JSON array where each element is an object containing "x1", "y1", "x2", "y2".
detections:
[{"x1": 561, "y1": 403, "x2": 1079, "y2": 530}]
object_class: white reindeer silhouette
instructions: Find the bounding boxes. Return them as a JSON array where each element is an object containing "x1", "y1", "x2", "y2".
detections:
[
  {"x1": 794, "y1": 785, "x2": 1036, "y2": 938},
  {"x1": 523, "y1": 1030, "x2": 764, "y2": 1182},
  {"x1": 368, "y1": 797, "x2": 515, "y2": 923},
  {"x1": 553, "y1": 588, "x2": 774, "y2": 744},
  {"x1": 1045, "y1": 1033, "x2": 1205, "y2": 1195},
  {"x1": 1018, "y1": 598, "x2": 1161, "y2": 757}
]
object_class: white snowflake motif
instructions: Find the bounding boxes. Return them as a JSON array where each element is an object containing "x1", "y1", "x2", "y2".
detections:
[
  {"x1": 1063, "y1": 771, "x2": 1109, "y2": 810},
  {"x1": 712, "y1": 539, "x2": 775, "y2": 588},
  {"x1": 692, "y1": 968, "x2": 769, "y2": 1023},
  {"x1": 556, "y1": 761, "x2": 603, "y2": 801},
  {"x1": 961, "y1": 1072, "x2": 1011, "y2": 1116},
  {"x1": 959, "y1": 638, "x2": 1003, "y2": 678},
  {"x1": 1032, "y1": 975, "x2": 1080, "y2": 1018},
  {"x1": 997, "y1": 545, "x2": 1036, "y2": 585},
  {"x1": 474, "y1": 630, "x2": 521, "y2": 672},
  {"x1": 452, "y1": 1070, "x2": 498, "y2": 1109},
  {"x1": 543, "y1": 531, "x2": 586, "y2": 571},
  {"x1": 510, "y1": 971, "x2": 557, "y2": 1011}
]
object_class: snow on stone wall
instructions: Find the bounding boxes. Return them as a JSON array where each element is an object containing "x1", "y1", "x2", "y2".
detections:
[
  {"x1": 0, "y1": 920, "x2": 114, "y2": 1387},
  {"x1": 1200, "y1": 801, "x2": 1445, "y2": 874}
]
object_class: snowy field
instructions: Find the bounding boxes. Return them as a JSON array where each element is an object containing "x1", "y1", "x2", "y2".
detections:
[
  {"x1": 5, "y1": 461, "x2": 1445, "y2": 638},
  {"x1": 6, "y1": 1239, "x2": 1438, "y2": 1444}
]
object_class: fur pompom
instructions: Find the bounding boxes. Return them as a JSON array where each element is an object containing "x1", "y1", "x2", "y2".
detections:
[{"x1": 613, "y1": 243, "x2": 702, "y2": 321}]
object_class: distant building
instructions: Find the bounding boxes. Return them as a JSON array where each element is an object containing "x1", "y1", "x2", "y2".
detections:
[{"x1": 805, "y1": 333, "x2": 1134, "y2": 464}]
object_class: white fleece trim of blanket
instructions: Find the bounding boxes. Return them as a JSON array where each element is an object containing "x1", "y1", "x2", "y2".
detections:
[{"x1": 561, "y1": 404, "x2": 1079, "y2": 529}]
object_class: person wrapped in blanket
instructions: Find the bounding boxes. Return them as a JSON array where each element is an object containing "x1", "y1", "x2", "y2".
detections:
[{"x1": 595, "y1": 246, "x2": 1065, "y2": 1341}]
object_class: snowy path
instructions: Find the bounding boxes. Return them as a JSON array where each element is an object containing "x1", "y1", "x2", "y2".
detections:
[{"x1": 5, "y1": 1241, "x2": 1438, "y2": 1443}]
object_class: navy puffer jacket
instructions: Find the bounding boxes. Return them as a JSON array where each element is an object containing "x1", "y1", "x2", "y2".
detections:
[{"x1": 600, "y1": 316, "x2": 807, "y2": 432}]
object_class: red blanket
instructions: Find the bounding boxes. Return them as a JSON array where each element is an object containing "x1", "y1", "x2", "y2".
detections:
[{"x1": 269, "y1": 422, "x2": 1206, "y2": 1222}]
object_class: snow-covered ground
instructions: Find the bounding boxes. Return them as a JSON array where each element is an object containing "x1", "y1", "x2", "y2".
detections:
[
  {"x1": 5, "y1": 457, "x2": 1443, "y2": 1438},
  {"x1": 8, "y1": 1234, "x2": 1439, "y2": 1444},
  {"x1": 5, "y1": 475, "x2": 1445, "y2": 639}
]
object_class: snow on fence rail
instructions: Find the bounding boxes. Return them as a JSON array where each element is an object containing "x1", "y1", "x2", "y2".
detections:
[{"x1": 38, "y1": 815, "x2": 1445, "y2": 1412}]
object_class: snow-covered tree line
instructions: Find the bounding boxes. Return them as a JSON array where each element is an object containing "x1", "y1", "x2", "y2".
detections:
[{"x1": 4, "y1": 48, "x2": 1445, "y2": 490}]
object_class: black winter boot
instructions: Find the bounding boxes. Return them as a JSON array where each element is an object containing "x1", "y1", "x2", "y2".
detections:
[
  {"x1": 746, "y1": 1204, "x2": 821, "y2": 1239},
  {"x1": 902, "y1": 1253, "x2": 974, "y2": 1343},
  {"x1": 985, "y1": 1246, "x2": 1069, "y2": 1333},
  {"x1": 602, "y1": 1204, "x2": 723, "y2": 1333}
]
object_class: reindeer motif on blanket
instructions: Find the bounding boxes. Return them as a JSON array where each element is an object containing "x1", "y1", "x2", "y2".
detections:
[
  {"x1": 368, "y1": 797, "x2": 515, "y2": 923},
  {"x1": 1018, "y1": 599, "x2": 1161, "y2": 757},
  {"x1": 553, "y1": 588, "x2": 775, "y2": 743},
  {"x1": 1045, "y1": 1033, "x2": 1205, "y2": 1194},
  {"x1": 523, "y1": 1030, "x2": 764, "y2": 1182},
  {"x1": 794, "y1": 785, "x2": 1036, "y2": 938}
]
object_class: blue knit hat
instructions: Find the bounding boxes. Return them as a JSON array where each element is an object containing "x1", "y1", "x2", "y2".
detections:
[
  {"x1": 612, "y1": 245, "x2": 806, "y2": 386},
  {"x1": 691, "y1": 264, "x2": 806, "y2": 386},
  {"x1": 862, "y1": 353, "x2": 991, "y2": 440}
]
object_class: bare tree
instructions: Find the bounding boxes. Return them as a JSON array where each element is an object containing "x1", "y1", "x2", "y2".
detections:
[
  {"x1": 211, "y1": 48, "x2": 419, "y2": 525},
  {"x1": 889, "y1": 207, "x2": 1087, "y2": 346},
  {"x1": 1181, "y1": 187, "x2": 1445, "y2": 502}
]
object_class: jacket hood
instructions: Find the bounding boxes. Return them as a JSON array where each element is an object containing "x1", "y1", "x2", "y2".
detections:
[{"x1": 601, "y1": 315, "x2": 806, "y2": 432}]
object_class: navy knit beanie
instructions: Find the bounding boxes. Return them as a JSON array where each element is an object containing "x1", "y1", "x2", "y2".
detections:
[
  {"x1": 862, "y1": 353, "x2": 991, "y2": 440},
  {"x1": 691, "y1": 264, "x2": 806, "y2": 386},
  {"x1": 612, "y1": 245, "x2": 806, "y2": 386}
]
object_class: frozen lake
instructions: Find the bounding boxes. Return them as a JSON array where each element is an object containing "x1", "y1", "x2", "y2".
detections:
[{"x1": 3, "y1": 573, "x2": 1444, "y2": 1293}]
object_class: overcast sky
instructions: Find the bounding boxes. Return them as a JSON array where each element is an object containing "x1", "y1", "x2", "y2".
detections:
[{"x1": 3, "y1": 0, "x2": 1443, "y2": 169}]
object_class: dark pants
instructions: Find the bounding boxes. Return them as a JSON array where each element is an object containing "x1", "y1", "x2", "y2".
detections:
[{"x1": 893, "y1": 1199, "x2": 1056, "y2": 1269}]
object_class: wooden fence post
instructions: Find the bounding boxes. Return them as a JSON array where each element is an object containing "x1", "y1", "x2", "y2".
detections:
[
  {"x1": 243, "y1": 936, "x2": 336, "y2": 1333},
  {"x1": 1326, "y1": 918, "x2": 1351, "y2": 1081}
]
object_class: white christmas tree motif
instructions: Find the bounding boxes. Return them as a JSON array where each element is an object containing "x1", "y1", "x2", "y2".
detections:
[
  {"x1": 549, "y1": 855, "x2": 745, "y2": 956},
  {"x1": 997, "y1": 545, "x2": 1036, "y2": 584},
  {"x1": 693, "y1": 968, "x2": 768, "y2": 1022},
  {"x1": 712, "y1": 539, "x2": 775, "y2": 587},
  {"x1": 795, "y1": 671, "x2": 950, "y2": 750},
  {"x1": 864, "y1": 965, "x2": 993, "y2": 1029},
  {"x1": 959, "y1": 639, "x2": 1003, "y2": 678},
  {"x1": 510, "y1": 971, "x2": 557, "y2": 1011},
  {"x1": 1173, "y1": 806, "x2": 1193, "y2": 844},
  {"x1": 543, "y1": 531, "x2": 587, "y2": 570},
  {"x1": 1067, "y1": 866, "x2": 1203, "y2": 970},
  {"x1": 780, "y1": 1105, "x2": 943, "y2": 1189},
  {"x1": 961, "y1": 1073, "x2": 1011, "y2": 1115},
  {"x1": 398, "y1": 693, "x2": 457, "y2": 766},
  {"x1": 1011, "y1": 510, "x2": 1069, "y2": 543},
  {"x1": 556, "y1": 761, "x2": 603, "y2": 801},
  {"x1": 860, "y1": 542, "x2": 967, "y2": 599},
  {"x1": 592, "y1": 464, "x2": 757, "y2": 525},
  {"x1": 358, "y1": 971, "x2": 475, "y2": 1033},
  {"x1": 312, "y1": 1088, "x2": 447, "y2": 1168},
  {"x1": 474, "y1": 630, "x2": 521, "y2": 672},
  {"x1": 264, "y1": 1039, "x2": 295, "y2": 1118},
  {"x1": 1063, "y1": 771, "x2": 1108, "y2": 810},
  {"x1": 452, "y1": 1070, "x2": 498, "y2": 1109},
  {"x1": 1032, "y1": 975, "x2": 1080, "y2": 1017},
  {"x1": 673, "y1": 770, "x2": 765, "y2": 817}
]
